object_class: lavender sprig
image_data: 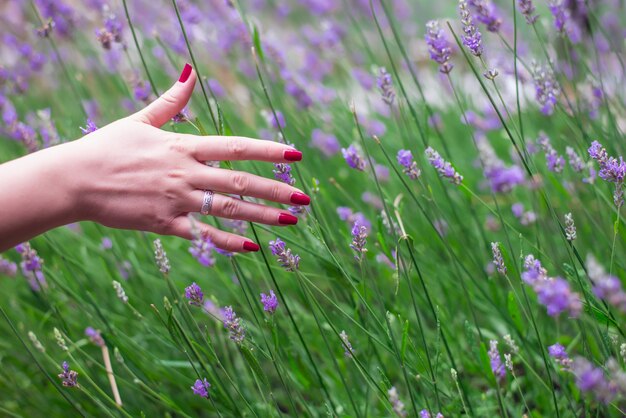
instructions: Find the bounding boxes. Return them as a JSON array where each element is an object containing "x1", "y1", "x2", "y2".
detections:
[
  {"x1": 260, "y1": 290, "x2": 278, "y2": 314},
  {"x1": 396, "y1": 149, "x2": 421, "y2": 180},
  {"x1": 425, "y1": 146, "x2": 463, "y2": 185},
  {"x1": 58, "y1": 361, "x2": 78, "y2": 387},
  {"x1": 269, "y1": 238, "x2": 300, "y2": 271},
  {"x1": 459, "y1": 0, "x2": 483, "y2": 57},
  {"x1": 491, "y1": 242, "x2": 506, "y2": 275},
  {"x1": 342, "y1": 144, "x2": 366, "y2": 171},
  {"x1": 377, "y1": 67, "x2": 395, "y2": 106},
  {"x1": 221, "y1": 306, "x2": 245, "y2": 344},
  {"x1": 350, "y1": 221, "x2": 368, "y2": 261},
  {"x1": 185, "y1": 282, "x2": 204, "y2": 306},
  {"x1": 425, "y1": 20, "x2": 453, "y2": 74}
]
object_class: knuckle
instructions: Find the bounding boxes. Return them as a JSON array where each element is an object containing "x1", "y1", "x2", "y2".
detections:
[
  {"x1": 269, "y1": 184, "x2": 284, "y2": 201},
  {"x1": 167, "y1": 136, "x2": 188, "y2": 154},
  {"x1": 160, "y1": 91, "x2": 178, "y2": 106},
  {"x1": 221, "y1": 198, "x2": 240, "y2": 218},
  {"x1": 231, "y1": 173, "x2": 250, "y2": 194},
  {"x1": 227, "y1": 137, "x2": 246, "y2": 158}
]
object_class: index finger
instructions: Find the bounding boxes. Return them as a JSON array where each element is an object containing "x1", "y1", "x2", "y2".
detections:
[{"x1": 183, "y1": 135, "x2": 302, "y2": 163}]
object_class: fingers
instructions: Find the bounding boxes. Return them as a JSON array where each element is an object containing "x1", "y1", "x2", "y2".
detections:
[
  {"x1": 166, "y1": 215, "x2": 260, "y2": 253},
  {"x1": 189, "y1": 166, "x2": 311, "y2": 206},
  {"x1": 181, "y1": 135, "x2": 303, "y2": 163},
  {"x1": 132, "y1": 63, "x2": 196, "y2": 128},
  {"x1": 186, "y1": 191, "x2": 299, "y2": 226}
]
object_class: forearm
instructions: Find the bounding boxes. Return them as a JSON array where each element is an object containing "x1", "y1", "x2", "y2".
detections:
[{"x1": 0, "y1": 142, "x2": 82, "y2": 252}]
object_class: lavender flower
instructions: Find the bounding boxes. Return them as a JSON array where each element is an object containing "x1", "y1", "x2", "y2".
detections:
[
  {"x1": 100, "y1": 237, "x2": 112, "y2": 250},
  {"x1": 133, "y1": 80, "x2": 151, "y2": 103},
  {"x1": 310, "y1": 129, "x2": 340, "y2": 157},
  {"x1": 548, "y1": 343, "x2": 572, "y2": 369},
  {"x1": 468, "y1": 0, "x2": 502, "y2": 32},
  {"x1": 273, "y1": 163, "x2": 295, "y2": 185},
  {"x1": 58, "y1": 361, "x2": 78, "y2": 387},
  {"x1": 153, "y1": 239, "x2": 170, "y2": 274},
  {"x1": 387, "y1": 386, "x2": 407, "y2": 417},
  {"x1": 15, "y1": 242, "x2": 47, "y2": 291},
  {"x1": 112, "y1": 281, "x2": 128, "y2": 303},
  {"x1": 221, "y1": 306, "x2": 245, "y2": 344},
  {"x1": 260, "y1": 290, "x2": 278, "y2": 314},
  {"x1": 185, "y1": 283, "x2": 204, "y2": 306},
  {"x1": 548, "y1": 0, "x2": 581, "y2": 43},
  {"x1": 491, "y1": 242, "x2": 506, "y2": 275},
  {"x1": 191, "y1": 378, "x2": 210, "y2": 398},
  {"x1": 377, "y1": 67, "x2": 395, "y2": 106},
  {"x1": 269, "y1": 238, "x2": 300, "y2": 271},
  {"x1": 537, "y1": 133, "x2": 564, "y2": 172},
  {"x1": 489, "y1": 340, "x2": 506, "y2": 382},
  {"x1": 512, "y1": 203, "x2": 537, "y2": 226},
  {"x1": 564, "y1": 213, "x2": 576, "y2": 241},
  {"x1": 342, "y1": 145, "x2": 366, "y2": 171},
  {"x1": 588, "y1": 140, "x2": 626, "y2": 206},
  {"x1": 85, "y1": 327, "x2": 105, "y2": 347},
  {"x1": 425, "y1": 20, "x2": 454, "y2": 74},
  {"x1": 0, "y1": 256, "x2": 17, "y2": 277},
  {"x1": 566, "y1": 146, "x2": 585, "y2": 172},
  {"x1": 396, "y1": 149, "x2": 421, "y2": 180},
  {"x1": 532, "y1": 62, "x2": 561, "y2": 116},
  {"x1": 517, "y1": 0, "x2": 538, "y2": 24},
  {"x1": 459, "y1": 0, "x2": 483, "y2": 56},
  {"x1": 588, "y1": 255, "x2": 626, "y2": 313},
  {"x1": 339, "y1": 330, "x2": 354, "y2": 358},
  {"x1": 263, "y1": 110, "x2": 286, "y2": 130},
  {"x1": 571, "y1": 357, "x2": 615, "y2": 404},
  {"x1": 350, "y1": 221, "x2": 368, "y2": 261},
  {"x1": 425, "y1": 146, "x2": 463, "y2": 185},
  {"x1": 189, "y1": 236, "x2": 216, "y2": 267}
]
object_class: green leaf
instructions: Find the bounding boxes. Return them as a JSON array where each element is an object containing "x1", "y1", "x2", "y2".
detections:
[
  {"x1": 252, "y1": 25, "x2": 265, "y2": 63},
  {"x1": 400, "y1": 320, "x2": 409, "y2": 361},
  {"x1": 240, "y1": 346, "x2": 270, "y2": 388},
  {"x1": 507, "y1": 291, "x2": 524, "y2": 333}
]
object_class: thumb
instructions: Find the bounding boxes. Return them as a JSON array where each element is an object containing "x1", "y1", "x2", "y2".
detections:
[{"x1": 132, "y1": 63, "x2": 196, "y2": 127}]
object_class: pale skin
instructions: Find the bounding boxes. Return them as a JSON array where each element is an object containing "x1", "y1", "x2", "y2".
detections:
[{"x1": 0, "y1": 65, "x2": 310, "y2": 253}]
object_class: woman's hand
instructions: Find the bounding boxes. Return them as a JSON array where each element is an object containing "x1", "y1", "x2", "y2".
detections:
[{"x1": 0, "y1": 64, "x2": 309, "y2": 252}]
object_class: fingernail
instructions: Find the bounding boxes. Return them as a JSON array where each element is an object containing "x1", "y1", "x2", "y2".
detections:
[
  {"x1": 290, "y1": 192, "x2": 310, "y2": 205},
  {"x1": 278, "y1": 213, "x2": 298, "y2": 225},
  {"x1": 179, "y1": 63, "x2": 192, "y2": 83},
  {"x1": 243, "y1": 241, "x2": 260, "y2": 252},
  {"x1": 284, "y1": 150, "x2": 302, "y2": 161}
]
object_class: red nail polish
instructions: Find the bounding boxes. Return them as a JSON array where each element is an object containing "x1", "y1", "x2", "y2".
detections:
[
  {"x1": 179, "y1": 63, "x2": 192, "y2": 83},
  {"x1": 284, "y1": 150, "x2": 302, "y2": 161},
  {"x1": 278, "y1": 213, "x2": 298, "y2": 225},
  {"x1": 290, "y1": 192, "x2": 310, "y2": 205},
  {"x1": 243, "y1": 241, "x2": 260, "y2": 252}
]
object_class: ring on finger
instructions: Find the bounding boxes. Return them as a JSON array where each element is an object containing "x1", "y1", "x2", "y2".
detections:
[{"x1": 200, "y1": 190, "x2": 215, "y2": 215}]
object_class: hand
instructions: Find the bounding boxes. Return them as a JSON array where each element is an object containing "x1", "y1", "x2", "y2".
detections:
[{"x1": 60, "y1": 64, "x2": 310, "y2": 252}]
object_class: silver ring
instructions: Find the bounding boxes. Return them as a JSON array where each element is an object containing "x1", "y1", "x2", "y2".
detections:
[{"x1": 200, "y1": 190, "x2": 215, "y2": 215}]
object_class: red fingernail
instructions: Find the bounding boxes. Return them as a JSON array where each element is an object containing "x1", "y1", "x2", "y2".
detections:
[
  {"x1": 290, "y1": 192, "x2": 310, "y2": 205},
  {"x1": 243, "y1": 241, "x2": 260, "y2": 252},
  {"x1": 284, "y1": 150, "x2": 302, "y2": 161},
  {"x1": 278, "y1": 213, "x2": 298, "y2": 225},
  {"x1": 179, "y1": 63, "x2": 192, "y2": 83}
]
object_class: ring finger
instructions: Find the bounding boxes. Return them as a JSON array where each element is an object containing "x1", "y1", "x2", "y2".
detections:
[{"x1": 187, "y1": 190, "x2": 299, "y2": 226}]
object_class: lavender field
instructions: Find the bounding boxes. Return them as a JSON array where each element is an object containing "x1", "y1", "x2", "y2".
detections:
[{"x1": 1, "y1": 0, "x2": 625, "y2": 416}]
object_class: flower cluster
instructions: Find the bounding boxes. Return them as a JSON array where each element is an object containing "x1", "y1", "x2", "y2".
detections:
[
  {"x1": 185, "y1": 283, "x2": 205, "y2": 306},
  {"x1": 489, "y1": 340, "x2": 506, "y2": 382},
  {"x1": 459, "y1": 0, "x2": 483, "y2": 56},
  {"x1": 537, "y1": 133, "x2": 565, "y2": 173},
  {"x1": 571, "y1": 357, "x2": 626, "y2": 404},
  {"x1": 396, "y1": 149, "x2": 421, "y2": 180},
  {"x1": 0, "y1": 256, "x2": 17, "y2": 277},
  {"x1": 273, "y1": 163, "x2": 295, "y2": 185},
  {"x1": 342, "y1": 144, "x2": 366, "y2": 171},
  {"x1": 548, "y1": 0, "x2": 581, "y2": 43},
  {"x1": 15, "y1": 242, "x2": 47, "y2": 291},
  {"x1": 339, "y1": 330, "x2": 354, "y2": 358},
  {"x1": 425, "y1": 20, "x2": 453, "y2": 74},
  {"x1": 532, "y1": 62, "x2": 561, "y2": 116},
  {"x1": 260, "y1": 290, "x2": 278, "y2": 314},
  {"x1": 512, "y1": 203, "x2": 537, "y2": 226},
  {"x1": 112, "y1": 280, "x2": 128, "y2": 303},
  {"x1": 468, "y1": 0, "x2": 501, "y2": 32},
  {"x1": 350, "y1": 220, "x2": 368, "y2": 261},
  {"x1": 564, "y1": 213, "x2": 576, "y2": 241},
  {"x1": 58, "y1": 361, "x2": 78, "y2": 388},
  {"x1": 387, "y1": 386, "x2": 407, "y2": 417},
  {"x1": 153, "y1": 239, "x2": 170, "y2": 274},
  {"x1": 269, "y1": 238, "x2": 300, "y2": 271},
  {"x1": 189, "y1": 235, "x2": 216, "y2": 267},
  {"x1": 80, "y1": 118, "x2": 98, "y2": 134},
  {"x1": 221, "y1": 306, "x2": 245, "y2": 344},
  {"x1": 517, "y1": 0, "x2": 538, "y2": 24},
  {"x1": 588, "y1": 140, "x2": 626, "y2": 207},
  {"x1": 565, "y1": 146, "x2": 585, "y2": 172},
  {"x1": 587, "y1": 255, "x2": 626, "y2": 313},
  {"x1": 490, "y1": 242, "x2": 506, "y2": 275},
  {"x1": 522, "y1": 255, "x2": 582, "y2": 317},
  {"x1": 425, "y1": 146, "x2": 463, "y2": 185},
  {"x1": 191, "y1": 378, "x2": 211, "y2": 398},
  {"x1": 548, "y1": 343, "x2": 572, "y2": 369},
  {"x1": 377, "y1": 67, "x2": 395, "y2": 106},
  {"x1": 85, "y1": 327, "x2": 105, "y2": 347}
]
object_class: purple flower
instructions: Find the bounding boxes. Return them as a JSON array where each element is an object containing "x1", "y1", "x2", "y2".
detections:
[
  {"x1": 491, "y1": 242, "x2": 506, "y2": 275},
  {"x1": 468, "y1": 0, "x2": 502, "y2": 32},
  {"x1": 564, "y1": 213, "x2": 576, "y2": 241},
  {"x1": 425, "y1": 146, "x2": 463, "y2": 185},
  {"x1": 260, "y1": 290, "x2": 278, "y2": 314},
  {"x1": 537, "y1": 133, "x2": 565, "y2": 172},
  {"x1": 532, "y1": 62, "x2": 561, "y2": 115},
  {"x1": 517, "y1": 0, "x2": 538, "y2": 24},
  {"x1": 377, "y1": 67, "x2": 395, "y2": 106},
  {"x1": 85, "y1": 327, "x2": 105, "y2": 347},
  {"x1": 221, "y1": 306, "x2": 245, "y2": 344},
  {"x1": 548, "y1": 343, "x2": 572, "y2": 369},
  {"x1": 58, "y1": 361, "x2": 78, "y2": 387},
  {"x1": 459, "y1": 0, "x2": 483, "y2": 56},
  {"x1": 485, "y1": 165, "x2": 524, "y2": 193},
  {"x1": 191, "y1": 378, "x2": 211, "y2": 398},
  {"x1": 273, "y1": 163, "x2": 295, "y2": 185},
  {"x1": 80, "y1": 118, "x2": 98, "y2": 134},
  {"x1": 0, "y1": 256, "x2": 17, "y2": 277},
  {"x1": 185, "y1": 282, "x2": 204, "y2": 306},
  {"x1": 36, "y1": 0, "x2": 75, "y2": 37},
  {"x1": 588, "y1": 141, "x2": 626, "y2": 206},
  {"x1": 264, "y1": 110, "x2": 286, "y2": 130},
  {"x1": 350, "y1": 221, "x2": 368, "y2": 261},
  {"x1": 133, "y1": 80, "x2": 151, "y2": 102},
  {"x1": 425, "y1": 20, "x2": 453, "y2": 74},
  {"x1": 100, "y1": 237, "x2": 112, "y2": 250},
  {"x1": 352, "y1": 68, "x2": 375, "y2": 90},
  {"x1": 339, "y1": 330, "x2": 354, "y2": 358},
  {"x1": 535, "y1": 276, "x2": 582, "y2": 317},
  {"x1": 489, "y1": 340, "x2": 506, "y2": 382},
  {"x1": 571, "y1": 357, "x2": 615, "y2": 404},
  {"x1": 387, "y1": 386, "x2": 407, "y2": 417},
  {"x1": 396, "y1": 149, "x2": 421, "y2": 180},
  {"x1": 310, "y1": 129, "x2": 340, "y2": 157},
  {"x1": 566, "y1": 146, "x2": 585, "y2": 172},
  {"x1": 189, "y1": 236, "x2": 216, "y2": 267},
  {"x1": 548, "y1": 0, "x2": 581, "y2": 43},
  {"x1": 269, "y1": 238, "x2": 300, "y2": 271},
  {"x1": 342, "y1": 145, "x2": 366, "y2": 171},
  {"x1": 588, "y1": 255, "x2": 626, "y2": 313},
  {"x1": 15, "y1": 242, "x2": 47, "y2": 291},
  {"x1": 512, "y1": 203, "x2": 537, "y2": 226}
]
